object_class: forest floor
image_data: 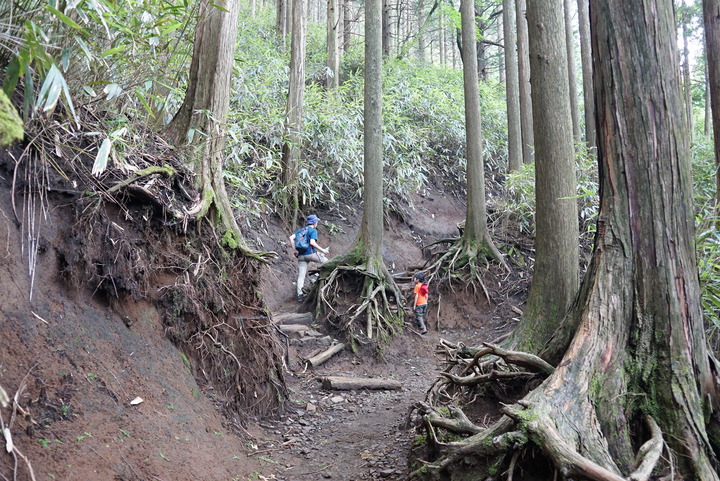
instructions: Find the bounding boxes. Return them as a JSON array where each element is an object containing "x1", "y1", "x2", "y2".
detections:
[{"x1": 0, "y1": 153, "x2": 525, "y2": 481}]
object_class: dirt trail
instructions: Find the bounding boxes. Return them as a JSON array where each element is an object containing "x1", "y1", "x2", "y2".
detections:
[{"x1": 253, "y1": 302, "x2": 498, "y2": 480}]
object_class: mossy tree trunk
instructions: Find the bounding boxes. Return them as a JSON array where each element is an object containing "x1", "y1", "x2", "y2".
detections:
[
  {"x1": 165, "y1": 0, "x2": 249, "y2": 252},
  {"x1": 460, "y1": 0, "x2": 498, "y2": 259},
  {"x1": 535, "y1": 0, "x2": 719, "y2": 475},
  {"x1": 512, "y1": 0, "x2": 578, "y2": 352},
  {"x1": 416, "y1": 2, "x2": 720, "y2": 478}
]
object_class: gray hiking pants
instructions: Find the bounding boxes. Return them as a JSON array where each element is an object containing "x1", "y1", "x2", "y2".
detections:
[{"x1": 297, "y1": 252, "x2": 327, "y2": 297}]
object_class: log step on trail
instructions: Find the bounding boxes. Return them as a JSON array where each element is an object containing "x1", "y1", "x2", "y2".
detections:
[
  {"x1": 306, "y1": 343, "x2": 345, "y2": 367},
  {"x1": 321, "y1": 376, "x2": 402, "y2": 391},
  {"x1": 274, "y1": 312, "x2": 314, "y2": 325}
]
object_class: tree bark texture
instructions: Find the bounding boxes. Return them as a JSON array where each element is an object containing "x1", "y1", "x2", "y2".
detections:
[
  {"x1": 460, "y1": 0, "x2": 489, "y2": 244},
  {"x1": 281, "y1": 0, "x2": 307, "y2": 216},
  {"x1": 526, "y1": 0, "x2": 720, "y2": 477},
  {"x1": 515, "y1": 0, "x2": 534, "y2": 164},
  {"x1": 517, "y1": 0, "x2": 579, "y2": 348},
  {"x1": 703, "y1": 0, "x2": 720, "y2": 207},
  {"x1": 577, "y1": 0, "x2": 595, "y2": 150},
  {"x1": 382, "y1": 0, "x2": 391, "y2": 58},
  {"x1": 360, "y1": 0, "x2": 384, "y2": 261},
  {"x1": 563, "y1": 0, "x2": 580, "y2": 143},
  {"x1": 327, "y1": 0, "x2": 340, "y2": 89},
  {"x1": 503, "y1": 0, "x2": 522, "y2": 172},
  {"x1": 165, "y1": 0, "x2": 245, "y2": 244}
]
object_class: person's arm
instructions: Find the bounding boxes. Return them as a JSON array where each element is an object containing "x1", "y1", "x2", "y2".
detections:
[
  {"x1": 289, "y1": 234, "x2": 297, "y2": 256},
  {"x1": 310, "y1": 238, "x2": 329, "y2": 255},
  {"x1": 413, "y1": 286, "x2": 419, "y2": 310}
]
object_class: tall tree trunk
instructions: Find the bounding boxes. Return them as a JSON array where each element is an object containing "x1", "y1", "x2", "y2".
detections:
[
  {"x1": 532, "y1": 1, "x2": 720, "y2": 476},
  {"x1": 498, "y1": 12, "x2": 505, "y2": 83},
  {"x1": 707, "y1": 61, "x2": 713, "y2": 137},
  {"x1": 460, "y1": 0, "x2": 488, "y2": 244},
  {"x1": 439, "y1": 7, "x2": 446, "y2": 66},
  {"x1": 563, "y1": 0, "x2": 580, "y2": 143},
  {"x1": 503, "y1": 0, "x2": 522, "y2": 172},
  {"x1": 515, "y1": 0, "x2": 579, "y2": 348},
  {"x1": 475, "y1": 14, "x2": 488, "y2": 81},
  {"x1": 276, "y1": 0, "x2": 288, "y2": 46},
  {"x1": 577, "y1": 0, "x2": 595, "y2": 151},
  {"x1": 682, "y1": 0, "x2": 694, "y2": 141},
  {"x1": 165, "y1": 0, "x2": 247, "y2": 249},
  {"x1": 281, "y1": 0, "x2": 307, "y2": 221},
  {"x1": 705, "y1": 0, "x2": 720, "y2": 208},
  {"x1": 362, "y1": 0, "x2": 384, "y2": 262},
  {"x1": 417, "y1": 0, "x2": 426, "y2": 62},
  {"x1": 382, "y1": 0, "x2": 391, "y2": 57},
  {"x1": 516, "y1": 0, "x2": 534, "y2": 164},
  {"x1": 343, "y1": 0, "x2": 352, "y2": 52},
  {"x1": 456, "y1": 0, "x2": 503, "y2": 269},
  {"x1": 327, "y1": 0, "x2": 340, "y2": 90}
]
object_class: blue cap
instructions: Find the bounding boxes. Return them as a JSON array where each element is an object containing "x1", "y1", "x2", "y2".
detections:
[{"x1": 306, "y1": 214, "x2": 320, "y2": 225}]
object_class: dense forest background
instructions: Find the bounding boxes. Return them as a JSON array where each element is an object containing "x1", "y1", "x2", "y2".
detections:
[{"x1": 2, "y1": 0, "x2": 720, "y2": 479}]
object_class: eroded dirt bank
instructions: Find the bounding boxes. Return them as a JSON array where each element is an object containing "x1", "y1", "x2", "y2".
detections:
[{"x1": 0, "y1": 147, "x2": 517, "y2": 481}]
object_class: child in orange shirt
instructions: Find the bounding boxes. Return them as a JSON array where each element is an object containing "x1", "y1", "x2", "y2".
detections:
[{"x1": 413, "y1": 273, "x2": 429, "y2": 334}]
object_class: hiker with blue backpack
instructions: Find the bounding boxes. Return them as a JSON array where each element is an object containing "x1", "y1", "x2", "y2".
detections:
[{"x1": 289, "y1": 214, "x2": 330, "y2": 301}]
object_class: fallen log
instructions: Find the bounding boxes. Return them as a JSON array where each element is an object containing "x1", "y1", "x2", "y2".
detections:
[
  {"x1": 274, "y1": 312, "x2": 314, "y2": 325},
  {"x1": 307, "y1": 343, "x2": 345, "y2": 367},
  {"x1": 321, "y1": 375, "x2": 402, "y2": 391}
]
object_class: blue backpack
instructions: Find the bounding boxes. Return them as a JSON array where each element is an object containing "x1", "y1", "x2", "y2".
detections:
[{"x1": 294, "y1": 227, "x2": 311, "y2": 252}]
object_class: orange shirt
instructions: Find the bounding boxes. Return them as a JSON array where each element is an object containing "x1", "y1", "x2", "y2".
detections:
[{"x1": 414, "y1": 283, "x2": 428, "y2": 306}]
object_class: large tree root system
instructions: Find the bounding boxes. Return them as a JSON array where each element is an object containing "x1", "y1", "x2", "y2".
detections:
[
  {"x1": 310, "y1": 250, "x2": 404, "y2": 349},
  {"x1": 408, "y1": 340, "x2": 672, "y2": 481},
  {"x1": 422, "y1": 235, "x2": 510, "y2": 305}
]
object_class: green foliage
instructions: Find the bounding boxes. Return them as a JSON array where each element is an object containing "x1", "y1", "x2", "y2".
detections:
[
  {"x1": 0, "y1": 89, "x2": 23, "y2": 145},
  {"x1": 503, "y1": 144, "x2": 599, "y2": 242},
  {"x1": 691, "y1": 135, "x2": 720, "y2": 351},
  {"x1": 223, "y1": 11, "x2": 507, "y2": 218}
]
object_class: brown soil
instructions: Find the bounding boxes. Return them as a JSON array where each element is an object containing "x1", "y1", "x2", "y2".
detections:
[{"x1": 0, "y1": 152, "x2": 524, "y2": 481}]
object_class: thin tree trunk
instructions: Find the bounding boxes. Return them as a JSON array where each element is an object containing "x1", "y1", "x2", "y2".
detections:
[
  {"x1": 577, "y1": 0, "x2": 595, "y2": 150},
  {"x1": 276, "y1": 0, "x2": 288, "y2": 46},
  {"x1": 516, "y1": 0, "x2": 579, "y2": 347},
  {"x1": 327, "y1": 0, "x2": 340, "y2": 89},
  {"x1": 707, "y1": 62, "x2": 712, "y2": 137},
  {"x1": 682, "y1": 0, "x2": 694, "y2": 141},
  {"x1": 343, "y1": 0, "x2": 352, "y2": 52},
  {"x1": 281, "y1": 0, "x2": 307, "y2": 220},
  {"x1": 564, "y1": 0, "x2": 580, "y2": 143},
  {"x1": 417, "y1": 0, "x2": 426, "y2": 62},
  {"x1": 382, "y1": 0, "x2": 391, "y2": 57},
  {"x1": 704, "y1": 0, "x2": 720, "y2": 208},
  {"x1": 460, "y1": 0, "x2": 487, "y2": 241},
  {"x1": 516, "y1": 0, "x2": 534, "y2": 164},
  {"x1": 362, "y1": 0, "x2": 384, "y2": 260},
  {"x1": 439, "y1": 7, "x2": 446, "y2": 65},
  {"x1": 503, "y1": 0, "x2": 522, "y2": 172}
]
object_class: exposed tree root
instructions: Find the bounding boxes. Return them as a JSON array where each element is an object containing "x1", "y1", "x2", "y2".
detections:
[
  {"x1": 411, "y1": 343, "x2": 670, "y2": 481},
  {"x1": 426, "y1": 339, "x2": 553, "y2": 405},
  {"x1": 312, "y1": 251, "x2": 404, "y2": 348},
  {"x1": 421, "y1": 236, "x2": 509, "y2": 305}
]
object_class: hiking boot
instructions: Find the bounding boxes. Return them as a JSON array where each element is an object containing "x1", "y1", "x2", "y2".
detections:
[
  {"x1": 420, "y1": 327, "x2": 428, "y2": 335},
  {"x1": 297, "y1": 294, "x2": 306, "y2": 302}
]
